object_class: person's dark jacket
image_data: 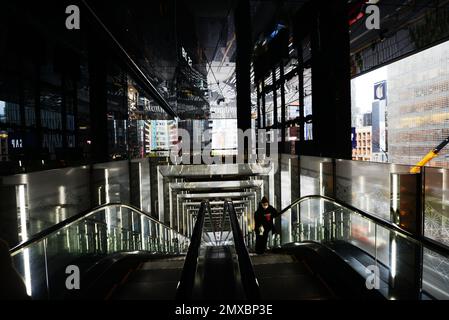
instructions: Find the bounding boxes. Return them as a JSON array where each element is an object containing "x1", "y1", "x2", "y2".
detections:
[{"x1": 254, "y1": 203, "x2": 279, "y2": 234}]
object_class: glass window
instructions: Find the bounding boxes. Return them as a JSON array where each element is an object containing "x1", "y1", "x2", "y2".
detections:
[
  {"x1": 303, "y1": 67, "x2": 313, "y2": 140},
  {"x1": 351, "y1": 39, "x2": 449, "y2": 167}
]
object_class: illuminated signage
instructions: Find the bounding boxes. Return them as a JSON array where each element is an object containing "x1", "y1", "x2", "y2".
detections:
[{"x1": 11, "y1": 138, "x2": 23, "y2": 148}]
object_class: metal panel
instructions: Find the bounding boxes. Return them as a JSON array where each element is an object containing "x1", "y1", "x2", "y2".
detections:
[{"x1": 1, "y1": 165, "x2": 91, "y2": 245}]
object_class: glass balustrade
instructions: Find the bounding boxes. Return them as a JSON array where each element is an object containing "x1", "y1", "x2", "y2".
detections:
[
  {"x1": 244, "y1": 195, "x2": 449, "y2": 300},
  {"x1": 10, "y1": 204, "x2": 189, "y2": 299}
]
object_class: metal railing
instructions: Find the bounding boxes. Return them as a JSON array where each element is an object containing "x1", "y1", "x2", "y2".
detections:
[{"x1": 176, "y1": 200, "x2": 208, "y2": 300}]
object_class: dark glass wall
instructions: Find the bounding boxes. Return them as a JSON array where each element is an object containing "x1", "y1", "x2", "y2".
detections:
[{"x1": 0, "y1": 1, "x2": 178, "y2": 175}]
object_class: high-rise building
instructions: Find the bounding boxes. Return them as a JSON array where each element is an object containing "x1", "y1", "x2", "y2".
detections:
[
  {"x1": 144, "y1": 120, "x2": 178, "y2": 157},
  {"x1": 372, "y1": 98, "x2": 387, "y2": 162},
  {"x1": 352, "y1": 126, "x2": 372, "y2": 161},
  {"x1": 388, "y1": 41, "x2": 449, "y2": 168},
  {"x1": 363, "y1": 113, "x2": 372, "y2": 126}
]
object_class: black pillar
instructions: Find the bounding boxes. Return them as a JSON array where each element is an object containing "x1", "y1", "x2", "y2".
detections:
[
  {"x1": 88, "y1": 35, "x2": 109, "y2": 163},
  {"x1": 388, "y1": 233, "x2": 423, "y2": 299},
  {"x1": 61, "y1": 73, "x2": 68, "y2": 155},
  {"x1": 234, "y1": 0, "x2": 252, "y2": 133},
  {"x1": 272, "y1": 68, "x2": 278, "y2": 129},
  {"x1": 256, "y1": 83, "x2": 261, "y2": 129},
  {"x1": 311, "y1": 1, "x2": 351, "y2": 159},
  {"x1": 279, "y1": 62, "x2": 286, "y2": 146},
  {"x1": 297, "y1": 40, "x2": 305, "y2": 142},
  {"x1": 294, "y1": 0, "x2": 351, "y2": 159},
  {"x1": 261, "y1": 81, "x2": 266, "y2": 128}
]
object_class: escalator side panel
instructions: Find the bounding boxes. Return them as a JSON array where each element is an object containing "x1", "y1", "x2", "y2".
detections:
[{"x1": 278, "y1": 244, "x2": 385, "y2": 299}]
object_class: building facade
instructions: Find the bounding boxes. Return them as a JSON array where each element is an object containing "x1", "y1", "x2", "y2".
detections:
[
  {"x1": 352, "y1": 126, "x2": 372, "y2": 161},
  {"x1": 388, "y1": 40, "x2": 449, "y2": 169}
]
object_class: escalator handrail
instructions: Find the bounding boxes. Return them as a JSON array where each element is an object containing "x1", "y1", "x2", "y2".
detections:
[
  {"x1": 218, "y1": 202, "x2": 228, "y2": 245},
  {"x1": 226, "y1": 201, "x2": 260, "y2": 300},
  {"x1": 175, "y1": 200, "x2": 207, "y2": 300},
  {"x1": 10, "y1": 202, "x2": 187, "y2": 255},
  {"x1": 277, "y1": 194, "x2": 449, "y2": 258},
  {"x1": 206, "y1": 201, "x2": 218, "y2": 245}
]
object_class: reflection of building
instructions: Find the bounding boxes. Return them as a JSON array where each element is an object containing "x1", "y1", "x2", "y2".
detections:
[
  {"x1": 388, "y1": 41, "x2": 449, "y2": 168},
  {"x1": 176, "y1": 49, "x2": 210, "y2": 119},
  {"x1": 145, "y1": 120, "x2": 177, "y2": 157},
  {"x1": 352, "y1": 127, "x2": 371, "y2": 161},
  {"x1": 372, "y1": 98, "x2": 387, "y2": 162}
]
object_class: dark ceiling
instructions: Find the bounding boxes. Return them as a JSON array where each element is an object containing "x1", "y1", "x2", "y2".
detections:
[{"x1": 9, "y1": 0, "x2": 446, "y2": 119}]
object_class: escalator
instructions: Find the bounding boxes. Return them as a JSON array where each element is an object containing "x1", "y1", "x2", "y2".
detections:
[
  {"x1": 176, "y1": 200, "x2": 253, "y2": 300},
  {"x1": 7, "y1": 200, "x2": 256, "y2": 300},
  {"x1": 225, "y1": 201, "x2": 337, "y2": 300},
  {"x1": 8, "y1": 194, "x2": 449, "y2": 300},
  {"x1": 243, "y1": 195, "x2": 449, "y2": 300},
  {"x1": 110, "y1": 201, "x2": 247, "y2": 300}
]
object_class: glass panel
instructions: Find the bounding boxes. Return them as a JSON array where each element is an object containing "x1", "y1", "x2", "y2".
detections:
[
  {"x1": 266, "y1": 100, "x2": 274, "y2": 128},
  {"x1": 10, "y1": 204, "x2": 189, "y2": 299},
  {"x1": 422, "y1": 248, "x2": 449, "y2": 299},
  {"x1": 264, "y1": 75, "x2": 274, "y2": 128},
  {"x1": 300, "y1": 156, "x2": 333, "y2": 197},
  {"x1": 44, "y1": 212, "x2": 108, "y2": 298},
  {"x1": 276, "y1": 86, "x2": 282, "y2": 125},
  {"x1": 303, "y1": 67, "x2": 313, "y2": 140},
  {"x1": 284, "y1": 74, "x2": 299, "y2": 122},
  {"x1": 1, "y1": 167, "x2": 91, "y2": 247},
  {"x1": 424, "y1": 166, "x2": 449, "y2": 247},
  {"x1": 11, "y1": 242, "x2": 48, "y2": 299},
  {"x1": 92, "y1": 160, "x2": 130, "y2": 206},
  {"x1": 335, "y1": 159, "x2": 414, "y2": 221},
  {"x1": 291, "y1": 197, "x2": 437, "y2": 299},
  {"x1": 283, "y1": 57, "x2": 300, "y2": 143}
]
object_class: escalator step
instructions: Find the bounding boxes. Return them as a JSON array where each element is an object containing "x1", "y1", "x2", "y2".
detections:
[
  {"x1": 251, "y1": 254, "x2": 334, "y2": 300},
  {"x1": 112, "y1": 258, "x2": 184, "y2": 300}
]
